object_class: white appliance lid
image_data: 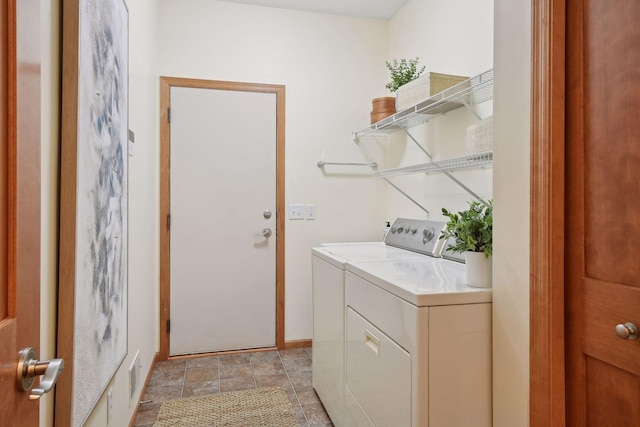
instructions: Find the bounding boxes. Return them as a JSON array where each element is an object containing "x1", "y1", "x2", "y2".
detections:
[{"x1": 346, "y1": 259, "x2": 492, "y2": 307}]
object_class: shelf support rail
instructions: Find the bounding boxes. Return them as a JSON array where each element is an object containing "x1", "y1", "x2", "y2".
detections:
[
  {"x1": 374, "y1": 173, "x2": 431, "y2": 217},
  {"x1": 461, "y1": 99, "x2": 483, "y2": 120},
  {"x1": 401, "y1": 128, "x2": 490, "y2": 207},
  {"x1": 316, "y1": 159, "x2": 429, "y2": 215},
  {"x1": 317, "y1": 160, "x2": 378, "y2": 168}
]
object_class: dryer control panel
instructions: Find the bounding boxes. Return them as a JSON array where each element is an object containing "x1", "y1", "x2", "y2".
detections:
[{"x1": 384, "y1": 218, "x2": 447, "y2": 257}]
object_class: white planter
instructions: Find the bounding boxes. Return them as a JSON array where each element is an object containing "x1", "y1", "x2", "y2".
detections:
[{"x1": 465, "y1": 252, "x2": 492, "y2": 288}]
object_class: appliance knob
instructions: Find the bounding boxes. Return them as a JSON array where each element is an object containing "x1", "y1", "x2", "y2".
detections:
[
  {"x1": 390, "y1": 227, "x2": 396, "y2": 234},
  {"x1": 397, "y1": 226, "x2": 404, "y2": 233},
  {"x1": 423, "y1": 228, "x2": 435, "y2": 242},
  {"x1": 410, "y1": 228, "x2": 417, "y2": 234},
  {"x1": 404, "y1": 227, "x2": 410, "y2": 233}
]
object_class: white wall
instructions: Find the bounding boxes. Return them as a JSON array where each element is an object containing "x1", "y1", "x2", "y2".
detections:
[
  {"x1": 493, "y1": 0, "x2": 531, "y2": 425},
  {"x1": 157, "y1": 0, "x2": 390, "y2": 341},
  {"x1": 385, "y1": 0, "x2": 494, "y2": 222},
  {"x1": 40, "y1": 0, "x2": 161, "y2": 426}
]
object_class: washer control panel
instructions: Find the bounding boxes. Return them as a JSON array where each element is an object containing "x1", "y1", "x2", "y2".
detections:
[{"x1": 384, "y1": 218, "x2": 447, "y2": 257}]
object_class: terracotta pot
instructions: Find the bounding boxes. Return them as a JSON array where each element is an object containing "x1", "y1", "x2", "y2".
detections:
[{"x1": 370, "y1": 96, "x2": 396, "y2": 124}]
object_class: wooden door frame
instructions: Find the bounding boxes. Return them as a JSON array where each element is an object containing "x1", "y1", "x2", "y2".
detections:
[
  {"x1": 530, "y1": 0, "x2": 567, "y2": 425},
  {"x1": 159, "y1": 77, "x2": 286, "y2": 360},
  {"x1": 0, "y1": 0, "x2": 41, "y2": 423}
]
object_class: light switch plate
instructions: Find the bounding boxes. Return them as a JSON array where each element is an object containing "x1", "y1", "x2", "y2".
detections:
[
  {"x1": 305, "y1": 204, "x2": 316, "y2": 220},
  {"x1": 288, "y1": 204, "x2": 304, "y2": 220}
]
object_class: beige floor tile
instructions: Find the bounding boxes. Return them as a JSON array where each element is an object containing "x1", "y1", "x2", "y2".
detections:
[
  {"x1": 295, "y1": 386, "x2": 322, "y2": 405},
  {"x1": 133, "y1": 402, "x2": 161, "y2": 426},
  {"x1": 182, "y1": 380, "x2": 219, "y2": 397},
  {"x1": 219, "y1": 376, "x2": 256, "y2": 392},
  {"x1": 254, "y1": 373, "x2": 293, "y2": 390},
  {"x1": 249, "y1": 350, "x2": 281, "y2": 362},
  {"x1": 218, "y1": 353, "x2": 250, "y2": 366},
  {"x1": 252, "y1": 360, "x2": 286, "y2": 376},
  {"x1": 280, "y1": 348, "x2": 311, "y2": 362},
  {"x1": 184, "y1": 366, "x2": 218, "y2": 383},
  {"x1": 288, "y1": 369, "x2": 313, "y2": 387},
  {"x1": 302, "y1": 403, "x2": 333, "y2": 425},
  {"x1": 219, "y1": 363, "x2": 253, "y2": 380},
  {"x1": 186, "y1": 355, "x2": 218, "y2": 369},
  {"x1": 142, "y1": 384, "x2": 183, "y2": 403}
]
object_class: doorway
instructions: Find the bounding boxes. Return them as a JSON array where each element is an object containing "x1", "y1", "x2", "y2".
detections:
[{"x1": 159, "y1": 77, "x2": 286, "y2": 360}]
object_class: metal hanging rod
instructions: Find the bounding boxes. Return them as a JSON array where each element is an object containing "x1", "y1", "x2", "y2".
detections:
[{"x1": 317, "y1": 161, "x2": 377, "y2": 169}]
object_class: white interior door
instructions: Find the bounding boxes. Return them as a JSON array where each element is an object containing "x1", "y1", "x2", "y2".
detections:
[{"x1": 169, "y1": 86, "x2": 277, "y2": 356}]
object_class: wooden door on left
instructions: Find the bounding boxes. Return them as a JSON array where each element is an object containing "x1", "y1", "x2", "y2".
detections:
[{"x1": 0, "y1": 0, "x2": 42, "y2": 425}]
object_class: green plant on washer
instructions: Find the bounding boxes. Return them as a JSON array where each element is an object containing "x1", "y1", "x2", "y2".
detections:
[
  {"x1": 440, "y1": 200, "x2": 493, "y2": 258},
  {"x1": 385, "y1": 57, "x2": 426, "y2": 92}
]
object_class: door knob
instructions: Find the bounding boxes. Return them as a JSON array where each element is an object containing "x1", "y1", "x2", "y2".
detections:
[
  {"x1": 615, "y1": 322, "x2": 639, "y2": 340},
  {"x1": 17, "y1": 347, "x2": 65, "y2": 400},
  {"x1": 256, "y1": 228, "x2": 272, "y2": 238}
]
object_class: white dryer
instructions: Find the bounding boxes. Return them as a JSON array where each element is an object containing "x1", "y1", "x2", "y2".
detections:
[{"x1": 311, "y1": 218, "x2": 492, "y2": 427}]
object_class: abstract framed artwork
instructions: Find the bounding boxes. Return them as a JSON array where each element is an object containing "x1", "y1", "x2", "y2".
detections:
[{"x1": 57, "y1": 0, "x2": 128, "y2": 425}]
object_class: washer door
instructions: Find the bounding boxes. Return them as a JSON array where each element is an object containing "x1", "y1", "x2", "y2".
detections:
[{"x1": 345, "y1": 307, "x2": 411, "y2": 427}]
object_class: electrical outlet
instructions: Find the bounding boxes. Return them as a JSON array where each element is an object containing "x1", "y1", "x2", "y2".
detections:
[
  {"x1": 107, "y1": 387, "x2": 113, "y2": 424},
  {"x1": 288, "y1": 204, "x2": 304, "y2": 220}
]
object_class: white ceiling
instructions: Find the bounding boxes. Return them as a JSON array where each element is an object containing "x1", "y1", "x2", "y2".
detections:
[{"x1": 218, "y1": 0, "x2": 409, "y2": 20}]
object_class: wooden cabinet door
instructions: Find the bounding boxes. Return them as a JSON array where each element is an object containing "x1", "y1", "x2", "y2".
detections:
[{"x1": 565, "y1": 0, "x2": 640, "y2": 424}]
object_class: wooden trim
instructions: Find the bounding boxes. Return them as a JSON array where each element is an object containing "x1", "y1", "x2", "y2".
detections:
[
  {"x1": 275, "y1": 84, "x2": 286, "y2": 351},
  {"x1": 0, "y1": 0, "x2": 9, "y2": 320},
  {"x1": 55, "y1": 0, "x2": 81, "y2": 425},
  {"x1": 128, "y1": 352, "x2": 159, "y2": 427},
  {"x1": 168, "y1": 346, "x2": 279, "y2": 360},
  {"x1": 283, "y1": 339, "x2": 312, "y2": 350},
  {"x1": 530, "y1": 0, "x2": 567, "y2": 426},
  {"x1": 158, "y1": 78, "x2": 170, "y2": 361},
  {"x1": 159, "y1": 77, "x2": 286, "y2": 361}
]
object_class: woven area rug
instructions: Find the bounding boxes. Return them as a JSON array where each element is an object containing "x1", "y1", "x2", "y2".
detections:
[{"x1": 152, "y1": 387, "x2": 299, "y2": 427}]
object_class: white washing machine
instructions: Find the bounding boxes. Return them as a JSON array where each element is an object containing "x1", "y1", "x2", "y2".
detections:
[
  {"x1": 312, "y1": 219, "x2": 450, "y2": 426},
  {"x1": 311, "y1": 218, "x2": 492, "y2": 427}
]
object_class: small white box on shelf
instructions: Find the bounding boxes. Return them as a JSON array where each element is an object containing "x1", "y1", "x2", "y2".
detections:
[
  {"x1": 465, "y1": 116, "x2": 494, "y2": 154},
  {"x1": 395, "y1": 72, "x2": 469, "y2": 111}
]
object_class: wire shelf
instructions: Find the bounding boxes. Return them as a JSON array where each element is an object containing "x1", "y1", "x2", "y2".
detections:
[
  {"x1": 374, "y1": 151, "x2": 493, "y2": 178},
  {"x1": 353, "y1": 69, "x2": 493, "y2": 139}
]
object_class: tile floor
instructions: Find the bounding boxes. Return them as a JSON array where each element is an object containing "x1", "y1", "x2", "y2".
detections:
[{"x1": 133, "y1": 347, "x2": 333, "y2": 427}]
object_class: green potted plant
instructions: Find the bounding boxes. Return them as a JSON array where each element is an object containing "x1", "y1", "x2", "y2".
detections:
[
  {"x1": 370, "y1": 57, "x2": 426, "y2": 124},
  {"x1": 385, "y1": 57, "x2": 426, "y2": 93},
  {"x1": 440, "y1": 199, "x2": 493, "y2": 287}
]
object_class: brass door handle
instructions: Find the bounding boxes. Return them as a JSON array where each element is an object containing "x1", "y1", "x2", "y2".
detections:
[{"x1": 17, "y1": 347, "x2": 65, "y2": 400}]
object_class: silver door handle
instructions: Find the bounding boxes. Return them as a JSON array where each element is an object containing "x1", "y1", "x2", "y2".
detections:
[
  {"x1": 257, "y1": 228, "x2": 272, "y2": 238},
  {"x1": 615, "y1": 322, "x2": 639, "y2": 340},
  {"x1": 17, "y1": 347, "x2": 65, "y2": 400}
]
